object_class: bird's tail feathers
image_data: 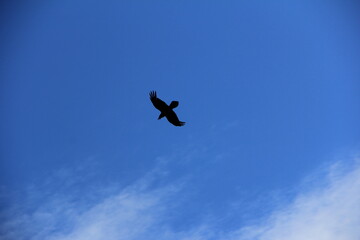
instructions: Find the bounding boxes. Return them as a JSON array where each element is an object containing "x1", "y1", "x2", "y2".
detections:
[{"x1": 158, "y1": 112, "x2": 165, "y2": 119}]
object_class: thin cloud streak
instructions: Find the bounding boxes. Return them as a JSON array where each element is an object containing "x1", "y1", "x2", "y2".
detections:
[
  {"x1": 1, "y1": 158, "x2": 360, "y2": 240},
  {"x1": 233, "y1": 159, "x2": 360, "y2": 240},
  {"x1": 0, "y1": 165, "x2": 183, "y2": 240}
]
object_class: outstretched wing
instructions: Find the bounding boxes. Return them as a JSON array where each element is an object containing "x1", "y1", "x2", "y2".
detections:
[
  {"x1": 166, "y1": 110, "x2": 185, "y2": 126},
  {"x1": 149, "y1": 91, "x2": 168, "y2": 111}
]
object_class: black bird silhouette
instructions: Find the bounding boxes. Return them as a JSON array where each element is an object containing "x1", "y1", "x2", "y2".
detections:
[{"x1": 149, "y1": 91, "x2": 185, "y2": 126}]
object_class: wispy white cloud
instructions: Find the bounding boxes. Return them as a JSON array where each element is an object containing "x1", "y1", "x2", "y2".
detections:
[
  {"x1": 0, "y1": 164, "x2": 183, "y2": 240},
  {"x1": 231, "y1": 159, "x2": 360, "y2": 240},
  {"x1": 1, "y1": 158, "x2": 360, "y2": 240},
  {"x1": 49, "y1": 189, "x2": 167, "y2": 240}
]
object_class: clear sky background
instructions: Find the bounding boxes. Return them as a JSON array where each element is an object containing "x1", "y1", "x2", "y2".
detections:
[{"x1": 1, "y1": 1, "x2": 360, "y2": 239}]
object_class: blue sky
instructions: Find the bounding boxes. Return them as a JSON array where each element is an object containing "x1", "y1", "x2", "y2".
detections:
[{"x1": 1, "y1": 1, "x2": 360, "y2": 239}]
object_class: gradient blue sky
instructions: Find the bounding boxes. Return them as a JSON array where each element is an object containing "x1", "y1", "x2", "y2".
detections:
[{"x1": 1, "y1": 1, "x2": 360, "y2": 239}]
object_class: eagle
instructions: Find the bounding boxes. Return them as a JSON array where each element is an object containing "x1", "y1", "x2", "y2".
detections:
[{"x1": 149, "y1": 91, "x2": 185, "y2": 126}]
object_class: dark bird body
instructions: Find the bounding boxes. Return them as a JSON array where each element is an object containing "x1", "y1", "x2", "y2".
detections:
[{"x1": 149, "y1": 91, "x2": 185, "y2": 126}]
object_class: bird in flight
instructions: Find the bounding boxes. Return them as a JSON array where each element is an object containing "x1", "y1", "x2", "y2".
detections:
[{"x1": 149, "y1": 91, "x2": 185, "y2": 126}]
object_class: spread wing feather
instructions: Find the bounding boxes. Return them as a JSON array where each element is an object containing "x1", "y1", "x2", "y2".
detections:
[
  {"x1": 166, "y1": 110, "x2": 185, "y2": 126},
  {"x1": 149, "y1": 91, "x2": 168, "y2": 111}
]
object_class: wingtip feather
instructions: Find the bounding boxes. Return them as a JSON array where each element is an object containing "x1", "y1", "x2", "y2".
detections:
[{"x1": 149, "y1": 90, "x2": 157, "y2": 99}]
